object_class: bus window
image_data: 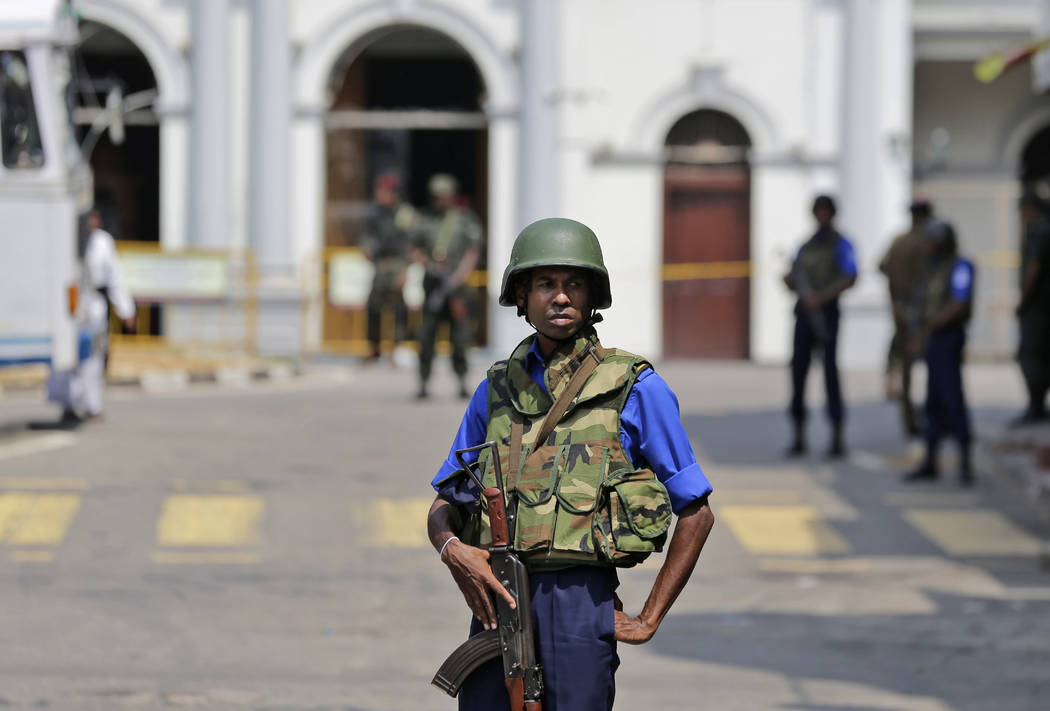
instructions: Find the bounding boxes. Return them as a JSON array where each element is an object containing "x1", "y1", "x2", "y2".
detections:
[{"x1": 0, "y1": 50, "x2": 44, "y2": 169}]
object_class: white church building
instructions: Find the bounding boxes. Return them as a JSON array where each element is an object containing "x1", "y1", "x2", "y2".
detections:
[{"x1": 71, "y1": 0, "x2": 1050, "y2": 366}]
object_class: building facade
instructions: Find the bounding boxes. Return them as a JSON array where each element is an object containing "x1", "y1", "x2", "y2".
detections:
[{"x1": 72, "y1": 0, "x2": 1050, "y2": 365}]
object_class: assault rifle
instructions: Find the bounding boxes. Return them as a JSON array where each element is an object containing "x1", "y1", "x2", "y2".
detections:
[
  {"x1": 789, "y1": 259, "x2": 829, "y2": 346},
  {"x1": 432, "y1": 441, "x2": 543, "y2": 711}
]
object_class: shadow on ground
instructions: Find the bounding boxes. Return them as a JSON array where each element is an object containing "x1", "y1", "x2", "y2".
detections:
[{"x1": 647, "y1": 590, "x2": 1050, "y2": 711}]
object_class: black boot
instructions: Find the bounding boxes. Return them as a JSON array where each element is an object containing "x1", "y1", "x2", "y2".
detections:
[
  {"x1": 786, "y1": 421, "x2": 806, "y2": 457},
  {"x1": 959, "y1": 446, "x2": 974, "y2": 486},
  {"x1": 457, "y1": 377, "x2": 470, "y2": 400},
  {"x1": 903, "y1": 446, "x2": 938, "y2": 482},
  {"x1": 827, "y1": 422, "x2": 846, "y2": 459}
]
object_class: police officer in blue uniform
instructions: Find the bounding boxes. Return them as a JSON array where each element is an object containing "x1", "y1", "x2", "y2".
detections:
[
  {"x1": 783, "y1": 195, "x2": 858, "y2": 458},
  {"x1": 903, "y1": 219, "x2": 976, "y2": 485},
  {"x1": 426, "y1": 218, "x2": 715, "y2": 710}
]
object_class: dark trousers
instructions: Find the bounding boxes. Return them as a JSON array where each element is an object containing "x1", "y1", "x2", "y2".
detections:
[
  {"x1": 1018, "y1": 310, "x2": 1049, "y2": 415},
  {"x1": 366, "y1": 286, "x2": 407, "y2": 350},
  {"x1": 924, "y1": 327, "x2": 971, "y2": 448},
  {"x1": 789, "y1": 305, "x2": 844, "y2": 424},
  {"x1": 459, "y1": 567, "x2": 619, "y2": 711},
  {"x1": 418, "y1": 286, "x2": 471, "y2": 383}
]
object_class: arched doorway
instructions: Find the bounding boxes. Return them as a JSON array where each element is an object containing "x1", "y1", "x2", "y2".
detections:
[
  {"x1": 76, "y1": 20, "x2": 159, "y2": 243},
  {"x1": 662, "y1": 109, "x2": 752, "y2": 358},
  {"x1": 322, "y1": 26, "x2": 488, "y2": 353},
  {"x1": 75, "y1": 20, "x2": 162, "y2": 335}
]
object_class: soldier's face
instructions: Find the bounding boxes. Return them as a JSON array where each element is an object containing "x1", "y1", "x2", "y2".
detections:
[
  {"x1": 813, "y1": 205, "x2": 834, "y2": 227},
  {"x1": 518, "y1": 267, "x2": 592, "y2": 344}
]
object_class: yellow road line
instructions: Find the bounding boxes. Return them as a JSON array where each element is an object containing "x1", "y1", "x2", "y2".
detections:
[
  {"x1": 152, "y1": 551, "x2": 262, "y2": 565},
  {"x1": 0, "y1": 494, "x2": 81, "y2": 545},
  {"x1": 719, "y1": 505, "x2": 851, "y2": 555},
  {"x1": 366, "y1": 498, "x2": 434, "y2": 548},
  {"x1": 156, "y1": 495, "x2": 264, "y2": 547},
  {"x1": 903, "y1": 509, "x2": 1044, "y2": 557},
  {"x1": 9, "y1": 550, "x2": 54, "y2": 563},
  {"x1": 0, "y1": 477, "x2": 88, "y2": 491}
]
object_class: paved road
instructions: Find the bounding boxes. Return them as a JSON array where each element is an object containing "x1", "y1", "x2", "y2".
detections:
[{"x1": 0, "y1": 358, "x2": 1047, "y2": 710}]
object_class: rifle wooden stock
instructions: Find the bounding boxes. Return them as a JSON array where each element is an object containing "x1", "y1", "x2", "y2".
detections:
[{"x1": 484, "y1": 486, "x2": 510, "y2": 547}]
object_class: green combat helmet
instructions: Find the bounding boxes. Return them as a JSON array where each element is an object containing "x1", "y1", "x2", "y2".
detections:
[{"x1": 498, "y1": 218, "x2": 612, "y2": 310}]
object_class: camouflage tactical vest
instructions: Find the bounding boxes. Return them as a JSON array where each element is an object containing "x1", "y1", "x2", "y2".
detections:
[
  {"x1": 467, "y1": 329, "x2": 672, "y2": 571},
  {"x1": 797, "y1": 231, "x2": 845, "y2": 293}
]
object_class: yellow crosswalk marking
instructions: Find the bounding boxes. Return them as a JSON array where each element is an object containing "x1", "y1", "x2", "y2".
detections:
[
  {"x1": 719, "y1": 505, "x2": 852, "y2": 555},
  {"x1": 156, "y1": 495, "x2": 264, "y2": 547},
  {"x1": 903, "y1": 509, "x2": 1044, "y2": 556},
  {"x1": 0, "y1": 493, "x2": 80, "y2": 545},
  {"x1": 366, "y1": 498, "x2": 434, "y2": 548}
]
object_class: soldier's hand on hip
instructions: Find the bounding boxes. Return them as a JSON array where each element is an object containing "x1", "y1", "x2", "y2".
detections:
[
  {"x1": 614, "y1": 610, "x2": 656, "y2": 645},
  {"x1": 440, "y1": 540, "x2": 516, "y2": 631}
]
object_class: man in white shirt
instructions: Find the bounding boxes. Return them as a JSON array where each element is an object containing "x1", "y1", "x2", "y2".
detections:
[{"x1": 47, "y1": 209, "x2": 136, "y2": 423}]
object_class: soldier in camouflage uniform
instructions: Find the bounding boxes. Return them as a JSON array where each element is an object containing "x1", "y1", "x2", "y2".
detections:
[
  {"x1": 414, "y1": 174, "x2": 482, "y2": 398},
  {"x1": 879, "y1": 199, "x2": 933, "y2": 437},
  {"x1": 362, "y1": 173, "x2": 416, "y2": 362},
  {"x1": 1013, "y1": 190, "x2": 1050, "y2": 426},
  {"x1": 426, "y1": 218, "x2": 715, "y2": 710}
]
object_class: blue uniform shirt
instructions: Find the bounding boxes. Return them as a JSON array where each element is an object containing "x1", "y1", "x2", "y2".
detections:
[
  {"x1": 431, "y1": 339, "x2": 713, "y2": 514},
  {"x1": 949, "y1": 258, "x2": 975, "y2": 302}
]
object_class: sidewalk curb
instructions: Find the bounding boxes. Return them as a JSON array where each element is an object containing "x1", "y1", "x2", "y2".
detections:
[{"x1": 0, "y1": 363, "x2": 305, "y2": 397}]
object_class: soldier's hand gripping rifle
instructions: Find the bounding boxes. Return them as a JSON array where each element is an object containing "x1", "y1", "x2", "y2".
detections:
[
  {"x1": 789, "y1": 259, "x2": 829, "y2": 346},
  {"x1": 432, "y1": 441, "x2": 544, "y2": 711}
]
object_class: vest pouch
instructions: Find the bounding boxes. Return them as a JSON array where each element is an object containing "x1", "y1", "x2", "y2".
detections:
[
  {"x1": 550, "y1": 443, "x2": 608, "y2": 554},
  {"x1": 594, "y1": 468, "x2": 671, "y2": 566},
  {"x1": 512, "y1": 444, "x2": 564, "y2": 552}
]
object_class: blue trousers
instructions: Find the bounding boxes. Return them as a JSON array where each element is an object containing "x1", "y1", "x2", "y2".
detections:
[
  {"x1": 458, "y1": 567, "x2": 619, "y2": 711},
  {"x1": 924, "y1": 327, "x2": 971, "y2": 447},
  {"x1": 789, "y1": 304, "x2": 844, "y2": 423}
]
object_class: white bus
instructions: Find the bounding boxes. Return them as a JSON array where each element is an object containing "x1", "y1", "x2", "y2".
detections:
[{"x1": 0, "y1": 0, "x2": 88, "y2": 372}]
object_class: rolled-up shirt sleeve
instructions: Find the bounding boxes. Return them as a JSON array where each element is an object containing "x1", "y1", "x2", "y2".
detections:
[{"x1": 619, "y1": 369, "x2": 713, "y2": 513}]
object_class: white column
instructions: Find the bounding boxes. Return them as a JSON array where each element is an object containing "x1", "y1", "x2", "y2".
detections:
[
  {"x1": 158, "y1": 112, "x2": 189, "y2": 250},
  {"x1": 489, "y1": 116, "x2": 526, "y2": 357},
  {"x1": 250, "y1": 0, "x2": 292, "y2": 277},
  {"x1": 878, "y1": 0, "x2": 913, "y2": 254},
  {"x1": 517, "y1": 0, "x2": 560, "y2": 227},
  {"x1": 188, "y1": 0, "x2": 230, "y2": 249},
  {"x1": 292, "y1": 111, "x2": 326, "y2": 355},
  {"x1": 839, "y1": 0, "x2": 879, "y2": 266}
]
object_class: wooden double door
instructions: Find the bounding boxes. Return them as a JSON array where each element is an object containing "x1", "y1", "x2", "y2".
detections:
[{"x1": 662, "y1": 166, "x2": 750, "y2": 359}]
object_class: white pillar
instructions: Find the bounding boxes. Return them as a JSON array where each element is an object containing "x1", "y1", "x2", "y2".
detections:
[
  {"x1": 489, "y1": 115, "x2": 526, "y2": 357},
  {"x1": 840, "y1": 0, "x2": 879, "y2": 265},
  {"x1": 188, "y1": 0, "x2": 230, "y2": 249},
  {"x1": 158, "y1": 112, "x2": 189, "y2": 250},
  {"x1": 517, "y1": 0, "x2": 560, "y2": 227},
  {"x1": 250, "y1": 0, "x2": 292, "y2": 277}
]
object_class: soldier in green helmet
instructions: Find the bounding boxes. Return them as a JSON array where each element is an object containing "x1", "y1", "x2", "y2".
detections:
[
  {"x1": 426, "y1": 218, "x2": 715, "y2": 710},
  {"x1": 413, "y1": 173, "x2": 483, "y2": 399}
]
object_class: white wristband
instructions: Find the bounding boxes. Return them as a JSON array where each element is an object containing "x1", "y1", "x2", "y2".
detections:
[{"x1": 439, "y1": 536, "x2": 460, "y2": 559}]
